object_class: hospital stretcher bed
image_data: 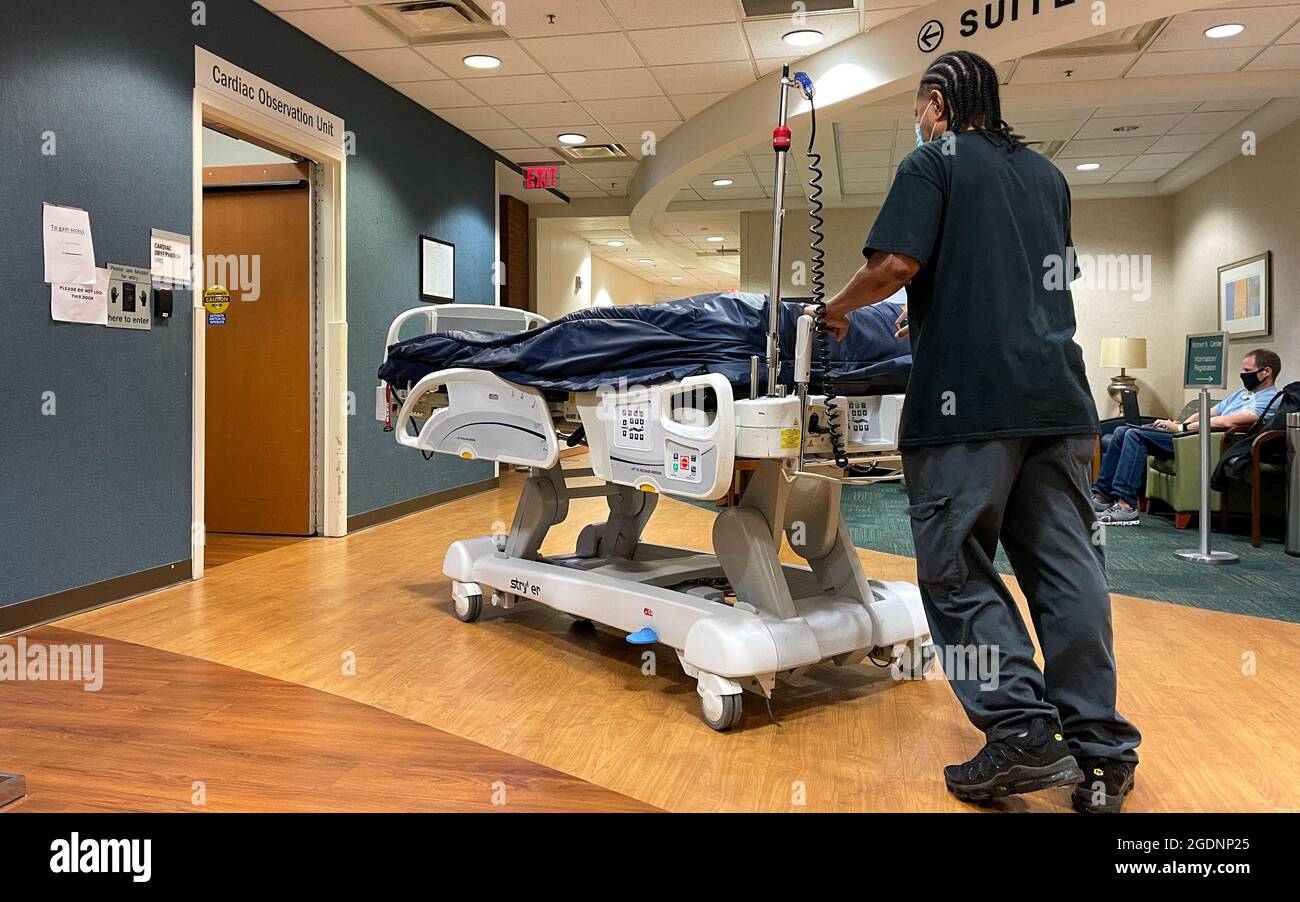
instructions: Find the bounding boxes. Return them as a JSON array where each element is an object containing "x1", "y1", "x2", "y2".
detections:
[
  {"x1": 378, "y1": 301, "x2": 933, "y2": 731},
  {"x1": 377, "y1": 68, "x2": 932, "y2": 731}
]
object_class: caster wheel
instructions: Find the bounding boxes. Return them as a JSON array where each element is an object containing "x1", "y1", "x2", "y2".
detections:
[
  {"x1": 700, "y1": 691, "x2": 744, "y2": 732},
  {"x1": 893, "y1": 640, "x2": 936, "y2": 679},
  {"x1": 453, "y1": 590, "x2": 483, "y2": 623},
  {"x1": 570, "y1": 617, "x2": 595, "y2": 628}
]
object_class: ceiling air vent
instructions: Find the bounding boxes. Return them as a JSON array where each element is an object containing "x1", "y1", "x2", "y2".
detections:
[
  {"x1": 740, "y1": 0, "x2": 854, "y2": 15},
  {"x1": 554, "y1": 143, "x2": 629, "y2": 162},
  {"x1": 363, "y1": 1, "x2": 505, "y2": 45}
]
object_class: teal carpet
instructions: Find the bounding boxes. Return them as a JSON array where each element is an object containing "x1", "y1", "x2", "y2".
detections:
[{"x1": 838, "y1": 483, "x2": 1300, "y2": 625}]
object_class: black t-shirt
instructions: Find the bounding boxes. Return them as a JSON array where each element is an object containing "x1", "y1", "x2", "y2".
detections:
[{"x1": 864, "y1": 130, "x2": 1099, "y2": 448}]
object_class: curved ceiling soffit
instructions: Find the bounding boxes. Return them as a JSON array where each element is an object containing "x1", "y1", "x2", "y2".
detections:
[{"x1": 627, "y1": 0, "x2": 1210, "y2": 273}]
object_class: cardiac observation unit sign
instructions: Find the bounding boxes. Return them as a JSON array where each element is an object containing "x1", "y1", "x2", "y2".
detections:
[{"x1": 195, "y1": 47, "x2": 344, "y2": 152}]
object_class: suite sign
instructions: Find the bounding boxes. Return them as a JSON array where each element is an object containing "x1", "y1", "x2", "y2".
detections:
[
  {"x1": 195, "y1": 47, "x2": 344, "y2": 152},
  {"x1": 918, "y1": 0, "x2": 1080, "y2": 52}
]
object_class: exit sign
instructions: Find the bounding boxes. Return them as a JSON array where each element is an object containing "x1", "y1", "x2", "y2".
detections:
[{"x1": 524, "y1": 166, "x2": 557, "y2": 189}]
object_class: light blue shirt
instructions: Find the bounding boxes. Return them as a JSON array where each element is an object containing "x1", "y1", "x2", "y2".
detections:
[{"x1": 1215, "y1": 386, "x2": 1278, "y2": 418}]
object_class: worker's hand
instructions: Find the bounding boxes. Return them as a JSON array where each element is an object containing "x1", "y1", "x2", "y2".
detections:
[
  {"x1": 805, "y1": 301, "x2": 849, "y2": 342},
  {"x1": 1152, "y1": 419, "x2": 1177, "y2": 432},
  {"x1": 895, "y1": 305, "x2": 909, "y2": 339}
]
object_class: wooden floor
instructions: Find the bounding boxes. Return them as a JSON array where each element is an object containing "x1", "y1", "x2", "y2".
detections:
[
  {"x1": 9, "y1": 470, "x2": 1300, "y2": 812},
  {"x1": 204, "y1": 533, "x2": 310, "y2": 569},
  {"x1": 1, "y1": 626, "x2": 654, "y2": 812}
]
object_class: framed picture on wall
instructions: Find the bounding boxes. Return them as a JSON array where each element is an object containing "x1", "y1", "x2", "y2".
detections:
[
  {"x1": 1217, "y1": 251, "x2": 1271, "y2": 340},
  {"x1": 420, "y1": 235, "x2": 454, "y2": 303}
]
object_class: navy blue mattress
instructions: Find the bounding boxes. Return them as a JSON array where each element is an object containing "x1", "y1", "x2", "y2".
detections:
[{"x1": 378, "y1": 291, "x2": 910, "y2": 396}]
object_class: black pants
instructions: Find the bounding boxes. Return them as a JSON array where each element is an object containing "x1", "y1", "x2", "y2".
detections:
[{"x1": 902, "y1": 434, "x2": 1141, "y2": 763}]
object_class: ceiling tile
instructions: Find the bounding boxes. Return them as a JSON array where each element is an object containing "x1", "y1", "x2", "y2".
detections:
[
  {"x1": 341, "y1": 48, "x2": 445, "y2": 82},
  {"x1": 1107, "y1": 170, "x2": 1161, "y2": 184},
  {"x1": 689, "y1": 171, "x2": 759, "y2": 189},
  {"x1": 1146, "y1": 8, "x2": 1298, "y2": 52},
  {"x1": 468, "y1": 128, "x2": 536, "y2": 149},
  {"x1": 465, "y1": 74, "x2": 570, "y2": 105},
  {"x1": 1074, "y1": 114, "x2": 1186, "y2": 140},
  {"x1": 837, "y1": 129, "x2": 896, "y2": 151},
  {"x1": 1056, "y1": 155, "x2": 1137, "y2": 173},
  {"x1": 1057, "y1": 136, "x2": 1157, "y2": 157},
  {"x1": 652, "y1": 61, "x2": 756, "y2": 95},
  {"x1": 1010, "y1": 54, "x2": 1135, "y2": 83},
  {"x1": 1196, "y1": 98, "x2": 1264, "y2": 112},
  {"x1": 581, "y1": 96, "x2": 681, "y2": 123},
  {"x1": 497, "y1": 101, "x2": 594, "y2": 128},
  {"x1": 1243, "y1": 43, "x2": 1300, "y2": 69},
  {"x1": 840, "y1": 149, "x2": 892, "y2": 169},
  {"x1": 279, "y1": 7, "x2": 403, "y2": 51},
  {"x1": 553, "y1": 68, "x2": 662, "y2": 100},
  {"x1": 1096, "y1": 102, "x2": 1199, "y2": 118},
  {"x1": 703, "y1": 155, "x2": 752, "y2": 173},
  {"x1": 524, "y1": 123, "x2": 615, "y2": 146},
  {"x1": 671, "y1": 93, "x2": 730, "y2": 118},
  {"x1": 1169, "y1": 110, "x2": 1251, "y2": 133},
  {"x1": 434, "y1": 107, "x2": 515, "y2": 130},
  {"x1": 257, "y1": 0, "x2": 347, "y2": 9},
  {"x1": 1015, "y1": 120, "x2": 1086, "y2": 141},
  {"x1": 604, "y1": 0, "x2": 738, "y2": 30},
  {"x1": 841, "y1": 166, "x2": 890, "y2": 182},
  {"x1": 572, "y1": 161, "x2": 640, "y2": 179},
  {"x1": 606, "y1": 121, "x2": 681, "y2": 151},
  {"x1": 1063, "y1": 170, "x2": 1114, "y2": 185},
  {"x1": 1147, "y1": 132, "x2": 1219, "y2": 153},
  {"x1": 415, "y1": 40, "x2": 541, "y2": 78},
  {"x1": 754, "y1": 57, "x2": 800, "y2": 77},
  {"x1": 742, "y1": 11, "x2": 861, "y2": 59},
  {"x1": 392, "y1": 80, "x2": 483, "y2": 109},
  {"x1": 696, "y1": 186, "x2": 766, "y2": 200},
  {"x1": 499, "y1": 0, "x2": 622, "y2": 37},
  {"x1": 1283, "y1": 20, "x2": 1300, "y2": 43},
  {"x1": 628, "y1": 24, "x2": 751, "y2": 66},
  {"x1": 518, "y1": 32, "x2": 642, "y2": 72},
  {"x1": 1125, "y1": 152, "x2": 1193, "y2": 170},
  {"x1": 1126, "y1": 47, "x2": 1258, "y2": 77},
  {"x1": 499, "y1": 146, "x2": 558, "y2": 164}
]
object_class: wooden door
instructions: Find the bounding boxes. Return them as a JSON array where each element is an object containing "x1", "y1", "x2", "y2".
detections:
[{"x1": 203, "y1": 163, "x2": 313, "y2": 535}]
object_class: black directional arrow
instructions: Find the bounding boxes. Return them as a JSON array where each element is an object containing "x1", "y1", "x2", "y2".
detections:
[{"x1": 917, "y1": 19, "x2": 944, "y2": 53}]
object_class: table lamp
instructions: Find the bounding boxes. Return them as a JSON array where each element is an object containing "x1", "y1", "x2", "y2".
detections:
[{"x1": 1100, "y1": 337, "x2": 1147, "y2": 405}]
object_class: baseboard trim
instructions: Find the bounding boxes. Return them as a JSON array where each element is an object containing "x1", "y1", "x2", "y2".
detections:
[
  {"x1": 346, "y1": 477, "x2": 500, "y2": 532},
  {"x1": 0, "y1": 560, "x2": 192, "y2": 637}
]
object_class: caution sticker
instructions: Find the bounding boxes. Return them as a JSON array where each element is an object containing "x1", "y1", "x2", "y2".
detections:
[
  {"x1": 202, "y1": 285, "x2": 231, "y2": 315},
  {"x1": 780, "y1": 427, "x2": 801, "y2": 449}
]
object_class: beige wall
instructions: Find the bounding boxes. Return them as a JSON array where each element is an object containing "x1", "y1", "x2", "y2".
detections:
[
  {"x1": 534, "y1": 221, "x2": 657, "y2": 320},
  {"x1": 1170, "y1": 119, "x2": 1300, "y2": 410},
  {"x1": 592, "y1": 257, "x2": 656, "y2": 307},
  {"x1": 534, "y1": 219, "x2": 590, "y2": 321}
]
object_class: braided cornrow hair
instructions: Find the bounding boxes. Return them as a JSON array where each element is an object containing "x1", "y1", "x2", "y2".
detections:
[{"x1": 919, "y1": 50, "x2": 1026, "y2": 151}]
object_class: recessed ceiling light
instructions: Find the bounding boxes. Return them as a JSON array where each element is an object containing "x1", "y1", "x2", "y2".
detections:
[
  {"x1": 706, "y1": 236, "x2": 724, "y2": 242},
  {"x1": 463, "y1": 54, "x2": 501, "y2": 69},
  {"x1": 637, "y1": 258, "x2": 654, "y2": 264},
  {"x1": 783, "y1": 29, "x2": 823, "y2": 47},
  {"x1": 670, "y1": 276, "x2": 684, "y2": 281},
  {"x1": 1075, "y1": 162, "x2": 1101, "y2": 171},
  {"x1": 1112, "y1": 124, "x2": 1139, "y2": 133},
  {"x1": 711, "y1": 178, "x2": 734, "y2": 187},
  {"x1": 557, "y1": 132, "x2": 587, "y2": 145},
  {"x1": 606, "y1": 240, "x2": 624, "y2": 247},
  {"x1": 1204, "y1": 23, "x2": 1244, "y2": 39}
]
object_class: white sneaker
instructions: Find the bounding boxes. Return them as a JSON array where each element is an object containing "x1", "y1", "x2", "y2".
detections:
[{"x1": 1100, "y1": 504, "x2": 1140, "y2": 526}]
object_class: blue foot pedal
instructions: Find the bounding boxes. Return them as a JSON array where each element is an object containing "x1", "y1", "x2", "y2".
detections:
[{"x1": 626, "y1": 627, "x2": 658, "y2": 645}]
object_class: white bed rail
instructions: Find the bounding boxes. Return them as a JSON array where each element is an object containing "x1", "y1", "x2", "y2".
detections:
[{"x1": 383, "y1": 304, "x2": 547, "y2": 362}]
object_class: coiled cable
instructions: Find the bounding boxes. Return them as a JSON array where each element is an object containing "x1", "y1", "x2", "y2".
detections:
[{"x1": 804, "y1": 96, "x2": 849, "y2": 469}]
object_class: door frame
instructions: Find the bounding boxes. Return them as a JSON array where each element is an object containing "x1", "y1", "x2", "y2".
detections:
[{"x1": 191, "y1": 86, "x2": 348, "y2": 579}]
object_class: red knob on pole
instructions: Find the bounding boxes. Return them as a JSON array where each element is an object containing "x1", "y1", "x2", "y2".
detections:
[{"x1": 773, "y1": 125, "x2": 791, "y2": 151}]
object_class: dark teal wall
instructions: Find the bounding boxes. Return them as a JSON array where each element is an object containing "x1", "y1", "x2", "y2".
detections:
[{"x1": 0, "y1": 0, "x2": 495, "y2": 606}]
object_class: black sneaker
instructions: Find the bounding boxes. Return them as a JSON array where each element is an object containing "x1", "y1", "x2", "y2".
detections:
[
  {"x1": 944, "y1": 718, "x2": 1084, "y2": 802},
  {"x1": 1072, "y1": 757, "x2": 1136, "y2": 813}
]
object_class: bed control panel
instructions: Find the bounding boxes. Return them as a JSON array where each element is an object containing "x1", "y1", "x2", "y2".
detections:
[{"x1": 578, "y1": 374, "x2": 735, "y2": 501}]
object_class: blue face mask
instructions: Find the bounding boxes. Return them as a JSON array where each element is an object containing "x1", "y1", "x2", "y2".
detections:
[{"x1": 914, "y1": 100, "x2": 937, "y2": 147}]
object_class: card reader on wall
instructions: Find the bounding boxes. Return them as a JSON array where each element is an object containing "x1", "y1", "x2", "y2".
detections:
[{"x1": 155, "y1": 288, "x2": 174, "y2": 320}]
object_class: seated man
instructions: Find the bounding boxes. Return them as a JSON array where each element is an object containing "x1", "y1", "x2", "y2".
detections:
[{"x1": 1093, "y1": 349, "x2": 1281, "y2": 526}]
